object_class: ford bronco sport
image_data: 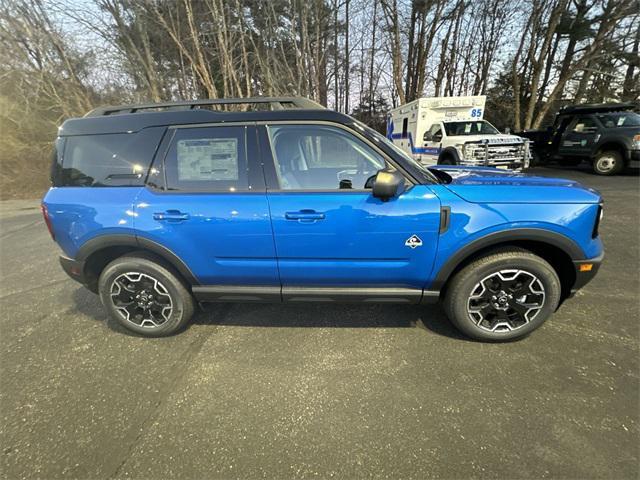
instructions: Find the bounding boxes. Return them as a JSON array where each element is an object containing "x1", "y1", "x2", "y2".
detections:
[{"x1": 42, "y1": 97, "x2": 604, "y2": 341}]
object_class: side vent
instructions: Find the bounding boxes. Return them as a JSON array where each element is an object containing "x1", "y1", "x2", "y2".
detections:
[{"x1": 439, "y1": 206, "x2": 451, "y2": 235}]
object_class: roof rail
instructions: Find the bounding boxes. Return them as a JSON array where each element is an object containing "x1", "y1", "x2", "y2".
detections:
[
  {"x1": 85, "y1": 96, "x2": 325, "y2": 117},
  {"x1": 558, "y1": 102, "x2": 638, "y2": 115}
]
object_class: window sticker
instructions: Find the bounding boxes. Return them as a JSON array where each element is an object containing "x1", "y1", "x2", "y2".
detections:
[{"x1": 176, "y1": 138, "x2": 238, "y2": 181}]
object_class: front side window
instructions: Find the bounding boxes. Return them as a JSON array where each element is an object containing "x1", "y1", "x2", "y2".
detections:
[
  {"x1": 429, "y1": 123, "x2": 442, "y2": 139},
  {"x1": 267, "y1": 125, "x2": 387, "y2": 190},
  {"x1": 571, "y1": 117, "x2": 598, "y2": 133},
  {"x1": 164, "y1": 126, "x2": 248, "y2": 192}
]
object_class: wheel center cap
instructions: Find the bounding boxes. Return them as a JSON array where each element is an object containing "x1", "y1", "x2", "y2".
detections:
[{"x1": 491, "y1": 291, "x2": 511, "y2": 310}]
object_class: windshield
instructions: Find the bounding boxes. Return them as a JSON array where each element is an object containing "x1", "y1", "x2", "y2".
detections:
[
  {"x1": 444, "y1": 121, "x2": 499, "y2": 136},
  {"x1": 351, "y1": 121, "x2": 437, "y2": 183},
  {"x1": 595, "y1": 112, "x2": 640, "y2": 128}
]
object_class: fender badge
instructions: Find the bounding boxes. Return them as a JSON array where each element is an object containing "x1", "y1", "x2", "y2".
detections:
[{"x1": 405, "y1": 235, "x2": 423, "y2": 249}]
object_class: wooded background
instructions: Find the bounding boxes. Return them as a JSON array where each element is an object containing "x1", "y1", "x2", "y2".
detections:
[{"x1": 0, "y1": 0, "x2": 638, "y2": 198}]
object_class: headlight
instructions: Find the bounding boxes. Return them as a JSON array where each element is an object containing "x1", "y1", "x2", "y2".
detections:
[
  {"x1": 592, "y1": 204, "x2": 603, "y2": 238},
  {"x1": 633, "y1": 134, "x2": 640, "y2": 149}
]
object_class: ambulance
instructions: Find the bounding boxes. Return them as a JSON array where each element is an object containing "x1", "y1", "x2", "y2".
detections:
[{"x1": 387, "y1": 96, "x2": 529, "y2": 169}]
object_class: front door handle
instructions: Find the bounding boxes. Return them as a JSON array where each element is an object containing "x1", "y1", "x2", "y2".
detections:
[
  {"x1": 285, "y1": 209, "x2": 326, "y2": 222},
  {"x1": 153, "y1": 210, "x2": 190, "y2": 222}
]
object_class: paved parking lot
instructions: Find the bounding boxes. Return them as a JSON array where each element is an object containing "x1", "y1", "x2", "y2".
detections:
[{"x1": 1, "y1": 166, "x2": 638, "y2": 479}]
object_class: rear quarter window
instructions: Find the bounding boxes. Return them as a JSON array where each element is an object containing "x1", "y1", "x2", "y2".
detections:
[{"x1": 53, "y1": 127, "x2": 165, "y2": 187}]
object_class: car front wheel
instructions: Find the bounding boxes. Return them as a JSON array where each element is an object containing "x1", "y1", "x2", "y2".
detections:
[
  {"x1": 98, "y1": 253, "x2": 195, "y2": 337},
  {"x1": 443, "y1": 249, "x2": 561, "y2": 341}
]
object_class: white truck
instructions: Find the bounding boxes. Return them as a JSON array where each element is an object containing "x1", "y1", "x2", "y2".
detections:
[{"x1": 387, "y1": 96, "x2": 530, "y2": 170}]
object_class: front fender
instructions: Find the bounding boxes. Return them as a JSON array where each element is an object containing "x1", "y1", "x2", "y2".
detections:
[
  {"x1": 428, "y1": 226, "x2": 586, "y2": 290},
  {"x1": 424, "y1": 185, "x2": 603, "y2": 290}
]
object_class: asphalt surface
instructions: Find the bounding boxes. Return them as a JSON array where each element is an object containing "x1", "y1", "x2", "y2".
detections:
[{"x1": 1, "y1": 166, "x2": 638, "y2": 479}]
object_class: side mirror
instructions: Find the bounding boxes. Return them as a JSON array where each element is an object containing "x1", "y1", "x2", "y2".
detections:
[
  {"x1": 371, "y1": 169, "x2": 406, "y2": 201},
  {"x1": 423, "y1": 131, "x2": 433, "y2": 142},
  {"x1": 433, "y1": 133, "x2": 442, "y2": 143}
]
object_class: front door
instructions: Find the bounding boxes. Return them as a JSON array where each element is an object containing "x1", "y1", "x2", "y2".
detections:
[
  {"x1": 421, "y1": 123, "x2": 443, "y2": 165},
  {"x1": 261, "y1": 123, "x2": 441, "y2": 302},
  {"x1": 559, "y1": 116, "x2": 599, "y2": 157},
  {"x1": 134, "y1": 124, "x2": 279, "y2": 288}
]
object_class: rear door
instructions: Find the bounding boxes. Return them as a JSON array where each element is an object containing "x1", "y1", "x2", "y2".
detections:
[
  {"x1": 134, "y1": 123, "x2": 279, "y2": 288},
  {"x1": 260, "y1": 122, "x2": 441, "y2": 301}
]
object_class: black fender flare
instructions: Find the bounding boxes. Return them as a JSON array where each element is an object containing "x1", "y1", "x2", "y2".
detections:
[
  {"x1": 429, "y1": 228, "x2": 585, "y2": 290},
  {"x1": 75, "y1": 234, "x2": 199, "y2": 285}
]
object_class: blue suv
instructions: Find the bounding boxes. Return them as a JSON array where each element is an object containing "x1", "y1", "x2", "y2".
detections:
[{"x1": 42, "y1": 97, "x2": 604, "y2": 341}]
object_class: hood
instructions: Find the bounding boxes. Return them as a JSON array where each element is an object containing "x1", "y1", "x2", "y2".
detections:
[
  {"x1": 429, "y1": 166, "x2": 601, "y2": 204},
  {"x1": 449, "y1": 134, "x2": 525, "y2": 144}
]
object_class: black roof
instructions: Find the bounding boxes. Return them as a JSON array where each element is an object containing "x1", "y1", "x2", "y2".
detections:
[
  {"x1": 60, "y1": 98, "x2": 355, "y2": 136},
  {"x1": 558, "y1": 102, "x2": 638, "y2": 115}
]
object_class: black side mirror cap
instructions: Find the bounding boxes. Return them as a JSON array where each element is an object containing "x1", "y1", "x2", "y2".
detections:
[{"x1": 372, "y1": 169, "x2": 405, "y2": 201}]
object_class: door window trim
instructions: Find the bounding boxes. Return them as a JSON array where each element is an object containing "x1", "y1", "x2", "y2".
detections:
[{"x1": 257, "y1": 120, "x2": 414, "y2": 193}]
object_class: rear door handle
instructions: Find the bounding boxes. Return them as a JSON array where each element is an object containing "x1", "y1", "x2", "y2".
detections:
[
  {"x1": 153, "y1": 210, "x2": 190, "y2": 222},
  {"x1": 285, "y1": 210, "x2": 325, "y2": 222}
]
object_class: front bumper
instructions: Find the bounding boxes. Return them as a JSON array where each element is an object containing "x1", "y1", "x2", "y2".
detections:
[
  {"x1": 570, "y1": 252, "x2": 604, "y2": 295},
  {"x1": 459, "y1": 160, "x2": 526, "y2": 171},
  {"x1": 628, "y1": 149, "x2": 640, "y2": 168}
]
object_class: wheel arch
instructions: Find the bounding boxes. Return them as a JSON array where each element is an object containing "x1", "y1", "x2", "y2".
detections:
[
  {"x1": 438, "y1": 147, "x2": 461, "y2": 165},
  {"x1": 76, "y1": 235, "x2": 199, "y2": 293},
  {"x1": 594, "y1": 142, "x2": 626, "y2": 161},
  {"x1": 432, "y1": 229, "x2": 583, "y2": 300}
]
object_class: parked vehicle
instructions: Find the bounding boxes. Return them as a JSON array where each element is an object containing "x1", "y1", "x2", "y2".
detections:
[
  {"x1": 387, "y1": 96, "x2": 530, "y2": 170},
  {"x1": 42, "y1": 97, "x2": 603, "y2": 341},
  {"x1": 519, "y1": 102, "x2": 640, "y2": 175}
]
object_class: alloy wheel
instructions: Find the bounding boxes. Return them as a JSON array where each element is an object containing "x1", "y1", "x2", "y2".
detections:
[
  {"x1": 467, "y1": 269, "x2": 545, "y2": 333},
  {"x1": 110, "y1": 272, "x2": 173, "y2": 328}
]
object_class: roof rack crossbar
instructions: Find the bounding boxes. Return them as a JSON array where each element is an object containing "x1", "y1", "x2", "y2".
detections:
[{"x1": 85, "y1": 96, "x2": 324, "y2": 117}]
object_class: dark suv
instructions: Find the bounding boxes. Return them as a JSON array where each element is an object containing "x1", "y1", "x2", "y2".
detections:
[
  {"x1": 42, "y1": 97, "x2": 604, "y2": 341},
  {"x1": 520, "y1": 103, "x2": 640, "y2": 175}
]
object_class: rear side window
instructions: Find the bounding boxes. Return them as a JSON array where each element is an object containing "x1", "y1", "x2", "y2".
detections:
[
  {"x1": 163, "y1": 126, "x2": 248, "y2": 192},
  {"x1": 54, "y1": 128, "x2": 165, "y2": 187}
]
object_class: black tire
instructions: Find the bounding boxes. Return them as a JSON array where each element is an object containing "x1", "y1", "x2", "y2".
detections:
[
  {"x1": 443, "y1": 248, "x2": 561, "y2": 342},
  {"x1": 98, "y1": 253, "x2": 195, "y2": 337},
  {"x1": 592, "y1": 150, "x2": 624, "y2": 176},
  {"x1": 438, "y1": 154, "x2": 457, "y2": 165},
  {"x1": 560, "y1": 158, "x2": 582, "y2": 167}
]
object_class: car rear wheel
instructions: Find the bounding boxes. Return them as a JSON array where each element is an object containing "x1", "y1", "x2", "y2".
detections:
[
  {"x1": 443, "y1": 249, "x2": 561, "y2": 341},
  {"x1": 98, "y1": 253, "x2": 195, "y2": 337},
  {"x1": 593, "y1": 150, "x2": 624, "y2": 175}
]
